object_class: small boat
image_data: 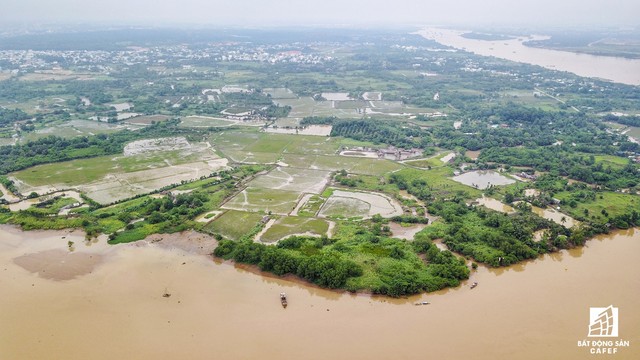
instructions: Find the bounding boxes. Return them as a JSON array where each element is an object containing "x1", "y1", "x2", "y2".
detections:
[
  {"x1": 414, "y1": 301, "x2": 430, "y2": 306},
  {"x1": 470, "y1": 282, "x2": 478, "y2": 289},
  {"x1": 280, "y1": 292, "x2": 288, "y2": 308}
]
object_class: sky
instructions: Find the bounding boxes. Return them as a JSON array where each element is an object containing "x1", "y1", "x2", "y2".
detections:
[{"x1": 2, "y1": 0, "x2": 639, "y2": 28}]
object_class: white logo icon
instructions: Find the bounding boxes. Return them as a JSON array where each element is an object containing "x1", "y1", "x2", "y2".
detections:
[{"x1": 588, "y1": 305, "x2": 618, "y2": 337}]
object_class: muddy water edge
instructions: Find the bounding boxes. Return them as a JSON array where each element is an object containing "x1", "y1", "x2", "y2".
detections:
[{"x1": 0, "y1": 225, "x2": 638, "y2": 359}]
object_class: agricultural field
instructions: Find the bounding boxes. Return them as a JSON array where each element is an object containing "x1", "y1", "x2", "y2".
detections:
[
  {"x1": 179, "y1": 116, "x2": 238, "y2": 128},
  {"x1": 10, "y1": 138, "x2": 228, "y2": 204},
  {"x1": 247, "y1": 167, "x2": 331, "y2": 194},
  {"x1": 125, "y1": 115, "x2": 171, "y2": 125},
  {"x1": 318, "y1": 189, "x2": 403, "y2": 219},
  {"x1": 205, "y1": 210, "x2": 265, "y2": 240},
  {"x1": 281, "y1": 154, "x2": 404, "y2": 175},
  {"x1": 263, "y1": 88, "x2": 297, "y2": 99},
  {"x1": 221, "y1": 187, "x2": 301, "y2": 215},
  {"x1": 22, "y1": 120, "x2": 135, "y2": 141},
  {"x1": 258, "y1": 216, "x2": 330, "y2": 243}
]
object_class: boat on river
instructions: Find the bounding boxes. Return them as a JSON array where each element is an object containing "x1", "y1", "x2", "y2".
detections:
[
  {"x1": 470, "y1": 282, "x2": 478, "y2": 289},
  {"x1": 280, "y1": 292, "x2": 288, "y2": 308}
]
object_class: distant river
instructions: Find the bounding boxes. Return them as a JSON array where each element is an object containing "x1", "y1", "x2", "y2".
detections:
[
  {"x1": 1, "y1": 225, "x2": 638, "y2": 359},
  {"x1": 419, "y1": 28, "x2": 640, "y2": 86}
]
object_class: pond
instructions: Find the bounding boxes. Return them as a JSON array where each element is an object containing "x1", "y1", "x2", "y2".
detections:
[{"x1": 452, "y1": 170, "x2": 516, "y2": 189}]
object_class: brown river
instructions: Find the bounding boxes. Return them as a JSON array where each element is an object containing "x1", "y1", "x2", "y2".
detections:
[
  {"x1": 1, "y1": 224, "x2": 638, "y2": 359},
  {"x1": 419, "y1": 28, "x2": 640, "y2": 86}
]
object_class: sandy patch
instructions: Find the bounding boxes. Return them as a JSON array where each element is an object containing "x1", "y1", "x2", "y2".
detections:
[
  {"x1": 440, "y1": 153, "x2": 457, "y2": 163},
  {"x1": 14, "y1": 249, "x2": 104, "y2": 281},
  {"x1": 321, "y1": 92, "x2": 351, "y2": 101},
  {"x1": 264, "y1": 125, "x2": 332, "y2": 136},
  {"x1": 142, "y1": 231, "x2": 218, "y2": 256},
  {"x1": 524, "y1": 189, "x2": 540, "y2": 197},
  {"x1": 124, "y1": 137, "x2": 191, "y2": 157},
  {"x1": 389, "y1": 223, "x2": 427, "y2": 241},
  {"x1": 319, "y1": 189, "x2": 404, "y2": 218}
]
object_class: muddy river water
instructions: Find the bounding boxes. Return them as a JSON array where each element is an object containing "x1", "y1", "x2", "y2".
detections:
[
  {"x1": 1, "y1": 225, "x2": 638, "y2": 359},
  {"x1": 419, "y1": 28, "x2": 640, "y2": 86}
]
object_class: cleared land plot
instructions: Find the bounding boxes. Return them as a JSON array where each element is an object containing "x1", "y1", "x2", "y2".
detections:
[
  {"x1": 205, "y1": 210, "x2": 264, "y2": 240},
  {"x1": 221, "y1": 187, "x2": 300, "y2": 215},
  {"x1": 263, "y1": 88, "x2": 297, "y2": 99},
  {"x1": 125, "y1": 115, "x2": 171, "y2": 125},
  {"x1": 0, "y1": 138, "x2": 15, "y2": 146},
  {"x1": 275, "y1": 98, "x2": 316, "y2": 118},
  {"x1": 273, "y1": 118, "x2": 302, "y2": 128},
  {"x1": 179, "y1": 116, "x2": 237, "y2": 128},
  {"x1": 362, "y1": 92, "x2": 382, "y2": 101},
  {"x1": 319, "y1": 189, "x2": 403, "y2": 219},
  {"x1": 81, "y1": 159, "x2": 227, "y2": 204},
  {"x1": 334, "y1": 100, "x2": 367, "y2": 109},
  {"x1": 23, "y1": 120, "x2": 132, "y2": 141},
  {"x1": 274, "y1": 97, "x2": 360, "y2": 118},
  {"x1": 11, "y1": 141, "x2": 227, "y2": 204},
  {"x1": 248, "y1": 167, "x2": 331, "y2": 194},
  {"x1": 405, "y1": 157, "x2": 444, "y2": 168},
  {"x1": 322, "y1": 93, "x2": 351, "y2": 101},
  {"x1": 281, "y1": 154, "x2": 404, "y2": 176},
  {"x1": 258, "y1": 216, "x2": 330, "y2": 243},
  {"x1": 263, "y1": 125, "x2": 332, "y2": 136},
  {"x1": 124, "y1": 137, "x2": 191, "y2": 156},
  {"x1": 452, "y1": 170, "x2": 516, "y2": 190}
]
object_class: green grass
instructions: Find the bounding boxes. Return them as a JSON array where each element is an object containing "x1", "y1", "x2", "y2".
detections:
[
  {"x1": 109, "y1": 223, "x2": 161, "y2": 244},
  {"x1": 554, "y1": 191, "x2": 639, "y2": 224},
  {"x1": 10, "y1": 147, "x2": 215, "y2": 187},
  {"x1": 592, "y1": 154, "x2": 632, "y2": 169},
  {"x1": 392, "y1": 167, "x2": 483, "y2": 199},
  {"x1": 260, "y1": 216, "x2": 329, "y2": 243},
  {"x1": 179, "y1": 116, "x2": 236, "y2": 127},
  {"x1": 298, "y1": 195, "x2": 326, "y2": 217},
  {"x1": 205, "y1": 210, "x2": 264, "y2": 240},
  {"x1": 281, "y1": 154, "x2": 404, "y2": 176}
]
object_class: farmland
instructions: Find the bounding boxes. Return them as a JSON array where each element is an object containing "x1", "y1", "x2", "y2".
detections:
[{"x1": 0, "y1": 27, "x2": 638, "y2": 297}]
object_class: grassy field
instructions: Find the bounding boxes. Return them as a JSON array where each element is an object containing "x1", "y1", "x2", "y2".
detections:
[
  {"x1": 11, "y1": 145, "x2": 218, "y2": 187},
  {"x1": 248, "y1": 167, "x2": 331, "y2": 194},
  {"x1": 280, "y1": 154, "x2": 404, "y2": 176},
  {"x1": 404, "y1": 158, "x2": 443, "y2": 168},
  {"x1": 179, "y1": 116, "x2": 239, "y2": 128},
  {"x1": 554, "y1": 191, "x2": 639, "y2": 224},
  {"x1": 393, "y1": 167, "x2": 483, "y2": 199},
  {"x1": 125, "y1": 115, "x2": 171, "y2": 125},
  {"x1": 222, "y1": 187, "x2": 301, "y2": 215},
  {"x1": 259, "y1": 216, "x2": 329, "y2": 243},
  {"x1": 263, "y1": 88, "x2": 297, "y2": 99},
  {"x1": 297, "y1": 194, "x2": 327, "y2": 217},
  {"x1": 22, "y1": 120, "x2": 133, "y2": 141},
  {"x1": 205, "y1": 210, "x2": 265, "y2": 240},
  {"x1": 592, "y1": 154, "x2": 632, "y2": 169}
]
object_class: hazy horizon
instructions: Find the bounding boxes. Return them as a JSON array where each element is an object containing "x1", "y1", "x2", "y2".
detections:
[{"x1": 2, "y1": 0, "x2": 639, "y2": 29}]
